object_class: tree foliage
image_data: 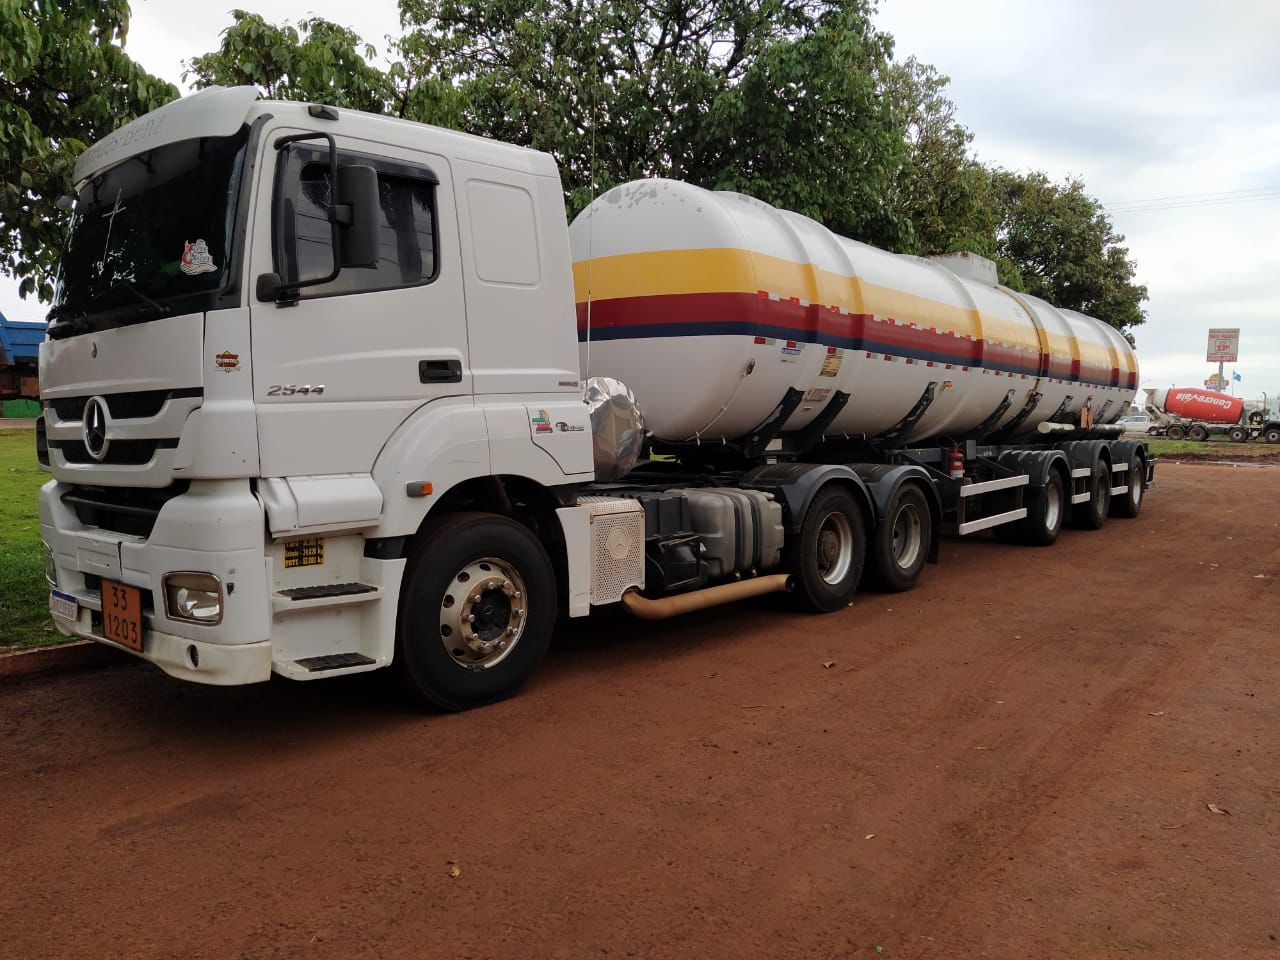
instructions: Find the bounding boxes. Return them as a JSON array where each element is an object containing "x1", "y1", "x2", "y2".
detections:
[
  {"x1": 990, "y1": 170, "x2": 1147, "y2": 335},
  {"x1": 0, "y1": 0, "x2": 177, "y2": 302},
  {"x1": 0, "y1": 0, "x2": 1148, "y2": 335},
  {"x1": 401, "y1": 0, "x2": 913, "y2": 247}
]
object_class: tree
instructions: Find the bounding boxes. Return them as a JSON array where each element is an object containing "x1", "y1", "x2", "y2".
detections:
[
  {"x1": 0, "y1": 0, "x2": 177, "y2": 302},
  {"x1": 399, "y1": 0, "x2": 914, "y2": 247},
  {"x1": 990, "y1": 170, "x2": 1147, "y2": 337},
  {"x1": 883, "y1": 57, "x2": 997, "y2": 258},
  {"x1": 185, "y1": 10, "x2": 468, "y2": 131}
]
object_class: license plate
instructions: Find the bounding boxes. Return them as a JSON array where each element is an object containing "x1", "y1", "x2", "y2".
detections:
[
  {"x1": 49, "y1": 590, "x2": 79, "y2": 621},
  {"x1": 101, "y1": 579, "x2": 144, "y2": 652}
]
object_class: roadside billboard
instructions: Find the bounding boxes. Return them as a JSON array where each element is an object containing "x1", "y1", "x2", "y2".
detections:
[{"x1": 1207, "y1": 328, "x2": 1240, "y2": 363}]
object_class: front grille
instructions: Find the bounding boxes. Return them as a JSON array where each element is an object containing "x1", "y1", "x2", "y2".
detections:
[
  {"x1": 51, "y1": 437, "x2": 178, "y2": 466},
  {"x1": 62, "y1": 482, "x2": 189, "y2": 538},
  {"x1": 47, "y1": 388, "x2": 202, "y2": 422}
]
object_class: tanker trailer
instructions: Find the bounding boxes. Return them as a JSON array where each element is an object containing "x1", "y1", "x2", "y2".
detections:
[
  {"x1": 569, "y1": 179, "x2": 1155, "y2": 605},
  {"x1": 1145, "y1": 387, "x2": 1279, "y2": 442}
]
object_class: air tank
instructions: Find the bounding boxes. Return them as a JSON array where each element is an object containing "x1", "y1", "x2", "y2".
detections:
[
  {"x1": 570, "y1": 179, "x2": 1139, "y2": 447},
  {"x1": 1149, "y1": 387, "x2": 1243, "y2": 424}
]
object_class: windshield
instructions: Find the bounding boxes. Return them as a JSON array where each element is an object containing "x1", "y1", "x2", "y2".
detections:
[{"x1": 51, "y1": 128, "x2": 249, "y2": 335}]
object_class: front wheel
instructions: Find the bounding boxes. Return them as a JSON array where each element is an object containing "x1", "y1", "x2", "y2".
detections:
[
  {"x1": 397, "y1": 512, "x2": 556, "y2": 710},
  {"x1": 1072, "y1": 460, "x2": 1111, "y2": 530},
  {"x1": 788, "y1": 486, "x2": 867, "y2": 612},
  {"x1": 1266, "y1": 427, "x2": 1280, "y2": 444},
  {"x1": 1018, "y1": 468, "x2": 1067, "y2": 546},
  {"x1": 867, "y1": 485, "x2": 931, "y2": 592}
]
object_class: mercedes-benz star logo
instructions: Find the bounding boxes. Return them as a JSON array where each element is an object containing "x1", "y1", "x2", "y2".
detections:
[{"x1": 82, "y1": 396, "x2": 110, "y2": 462}]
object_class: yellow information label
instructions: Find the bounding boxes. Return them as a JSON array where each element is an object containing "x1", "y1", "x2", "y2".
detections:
[
  {"x1": 820, "y1": 351, "x2": 843, "y2": 378},
  {"x1": 283, "y1": 537, "x2": 325, "y2": 568}
]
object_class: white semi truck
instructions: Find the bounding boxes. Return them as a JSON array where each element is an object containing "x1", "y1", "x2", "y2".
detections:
[{"x1": 37, "y1": 87, "x2": 1155, "y2": 708}]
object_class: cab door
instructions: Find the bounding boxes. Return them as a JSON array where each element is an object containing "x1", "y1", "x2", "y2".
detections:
[{"x1": 246, "y1": 132, "x2": 470, "y2": 478}]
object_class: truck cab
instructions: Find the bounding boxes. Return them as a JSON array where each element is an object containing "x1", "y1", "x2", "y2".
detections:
[{"x1": 39, "y1": 86, "x2": 608, "y2": 703}]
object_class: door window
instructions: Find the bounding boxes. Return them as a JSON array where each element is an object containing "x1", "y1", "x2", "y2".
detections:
[{"x1": 275, "y1": 148, "x2": 438, "y2": 298}]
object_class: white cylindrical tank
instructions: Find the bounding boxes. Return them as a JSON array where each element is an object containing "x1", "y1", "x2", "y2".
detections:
[{"x1": 570, "y1": 179, "x2": 1138, "y2": 446}]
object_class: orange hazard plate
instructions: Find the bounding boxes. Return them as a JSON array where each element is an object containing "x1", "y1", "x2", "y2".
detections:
[{"x1": 102, "y1": 579, "x2": 143, "y2": 652}]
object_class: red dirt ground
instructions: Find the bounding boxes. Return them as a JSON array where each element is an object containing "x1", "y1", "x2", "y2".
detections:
[{"x1": 1, "y1": 463, "x2": 1277, "y2": 959}]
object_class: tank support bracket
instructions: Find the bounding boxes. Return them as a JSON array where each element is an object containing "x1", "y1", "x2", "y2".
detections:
[
  {"x1": 781, "y1": 390, "x2": 851, "y2": 456},
  {"x1": 875, "y1": 382, "x2": 939, "y2": 445},
  {"x1": 988, "y1": 390, "x2": 1042, "y2": 443},
  {"x1": 742, "y1": 387, "x2": 805, "y2": 459},
  {"x1": 965, "y1": 389, "x2": 1016, "y2": 441}
]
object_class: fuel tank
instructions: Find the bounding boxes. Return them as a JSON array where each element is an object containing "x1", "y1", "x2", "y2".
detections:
[{"x1": 570, "y1": 179, "x2": 1138, "y2": 447}]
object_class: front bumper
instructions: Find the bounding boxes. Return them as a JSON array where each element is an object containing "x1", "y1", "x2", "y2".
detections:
[{"x1": 40, "y1": 478, "x2": 273, "y2": 685}]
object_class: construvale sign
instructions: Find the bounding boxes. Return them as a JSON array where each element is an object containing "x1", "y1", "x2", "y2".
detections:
[{"x1": 1206, "y1": 328, "x2": 1240, "y2": 363}]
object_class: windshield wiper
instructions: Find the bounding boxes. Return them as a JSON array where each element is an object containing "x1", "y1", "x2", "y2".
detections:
[
  {"x1": 106, "y1": 279, "x2": 172, "y2": 320},
  {"x1": 46, "y1": 306, "x2": 89, "y2": 339}
]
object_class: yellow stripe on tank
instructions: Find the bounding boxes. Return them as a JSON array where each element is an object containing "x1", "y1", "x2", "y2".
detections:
[{"x1": 573, "y1": 248, "x2": 987, "y2": 338}]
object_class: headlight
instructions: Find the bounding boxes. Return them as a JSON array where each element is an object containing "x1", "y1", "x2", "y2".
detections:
[
  {"x1": 41, "y1": 540, "x2": 57, "y2": 588},
  {"x1": 163, "y1": 572, "x2": 224, "y2": 625}
]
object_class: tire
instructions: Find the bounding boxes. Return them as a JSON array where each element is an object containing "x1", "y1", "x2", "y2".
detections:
[
  {"x1": 1266, "y1": 427, "x2": 1280, "y2": 444},
  {"x1": 396, "y1": 512, "x2": 556, "y2": 711},
  {"x1": 1072, "y1": 460, "x2": 1111, "y2": 530},
  {"x1": 1166, "y1": 424, "x2": 1186, "y2": 440},
  {"x1": 1187, "y1": 424, "x2": 1209, "y2": 442},
  {"x1": 867, "y1": 484, "x2": 931, "y2": 592},
  {"x1": 787, "y1": 485, "x2": 867, "y2": 612},
  {"x1": 1018, "y1": 468, "x2": 1068, "y2": 546},
  {"x1": 1228, "y1": 426, "x2": 1247, "y2": 443},
  {"x1": 1111, "y1": 457, "x2": 1145, "y2": 519}
]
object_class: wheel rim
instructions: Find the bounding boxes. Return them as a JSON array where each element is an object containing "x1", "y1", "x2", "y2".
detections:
[
  {"x1": 1044, "y1": 480, "x2": 1063, "y2": 531},
  {"x1": 438, "y1": 558, "x2": 527, "y2": 669},
  {"x1": 816, "y1": 511, "x2": 854, "y2": 585},
  {"x1": 1130, "y1": 467, "x2": 1143, "y2": 506},
  {"x1": 1096, "y1": 470, "x2": 1111, "y2": 517},
  {"x1": 891, "y1": 503, "x2": 923, "y2": 570}
]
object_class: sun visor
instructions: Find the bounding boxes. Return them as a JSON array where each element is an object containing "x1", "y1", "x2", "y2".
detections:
[{"x1": 73, "y1": 85, "x2": 260, "y2": 184}]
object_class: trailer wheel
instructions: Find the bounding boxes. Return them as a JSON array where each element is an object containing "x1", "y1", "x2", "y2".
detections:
[
  {"x1": 1072, "y1": 461, "x2": 1111, "y2": 530},
  {"x1": 1166, "y1": 424, "x2": 1186, "y2": 440},
  {"x1": 1111, "y1": 457, "x2": 1145, "y2": 519},
  {"x1": 867, "y1": 485, "x2": 930, "y2": 592},
  {"x1": 1018, "y1": 469, "x2": 1067, "y2": 546},
  {"x1": 396, "y1": 512, "x2": 556, "y2": 710},
  {"x1": 788, "y1": 486, "x2": 866, "y2": 612},
  {"x1": 1228, "y1": 426, "x2": 1247, "y2": 443},
  {"x1": 1187, "y1": 424, "x2": 1209, "y2": 442},
  {"x1": 1266, "y1": 427, "x2": 1280, "y2": 444}
]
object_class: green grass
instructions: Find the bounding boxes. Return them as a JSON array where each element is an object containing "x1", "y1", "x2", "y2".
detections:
[
  {"x1": 1144, "y1": 437, "x2": 1279, "y2": 460},
  {"x1": 0, "y1": 428, "x2": 61, "y2": 650}
]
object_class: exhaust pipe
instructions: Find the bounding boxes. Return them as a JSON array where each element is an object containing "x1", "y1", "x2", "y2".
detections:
[{"x1": 620, "y1": 574, "x2": 793, "y2": 621}]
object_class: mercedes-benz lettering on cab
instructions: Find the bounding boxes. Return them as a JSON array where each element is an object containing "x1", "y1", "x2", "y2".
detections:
[{"x1": 39, "y1": 86, "x2": 594, "y2": 695}]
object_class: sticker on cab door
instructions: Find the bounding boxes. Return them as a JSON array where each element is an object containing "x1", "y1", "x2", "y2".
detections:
[
  {"x1": 215, "y1": 350, "x2": 241, "y2": 372},
  {"x1": 530, "y1": 409, "x2": 553, "y2": 434},
  {"x1": 180, "y1": 239, "x2": 217, "y2": 276}
]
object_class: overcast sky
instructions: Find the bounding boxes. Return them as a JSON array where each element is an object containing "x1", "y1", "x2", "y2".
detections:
[{"x1": 4, "y1": 0, "x2": 1276, "y2": 401}]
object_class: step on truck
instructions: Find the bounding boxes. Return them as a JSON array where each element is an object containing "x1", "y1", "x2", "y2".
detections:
[{"x1": 37, "y1": 87, "x2": 1156, "y2": 709}]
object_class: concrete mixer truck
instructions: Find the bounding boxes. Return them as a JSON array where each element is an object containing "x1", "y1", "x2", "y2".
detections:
[
  {"x1": 1145, "y1": 387, "x2": 1280, "y2": 443},
  {"x1": 34, "y1": 88, "x2": 1156, "y2": 709}
]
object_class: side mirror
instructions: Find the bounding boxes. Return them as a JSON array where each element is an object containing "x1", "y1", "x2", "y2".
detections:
[{"x1": 335, "y1": 164, "x2": 379, "y2": 269}]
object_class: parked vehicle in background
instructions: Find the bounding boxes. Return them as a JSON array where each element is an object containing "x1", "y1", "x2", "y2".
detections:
[
  {"x1": 1145, "y1": 387, "x2": 1280, "y2": 443},
  {"x1": 1117, "y1": 414, "x2": 1154, "y2": 436}
]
